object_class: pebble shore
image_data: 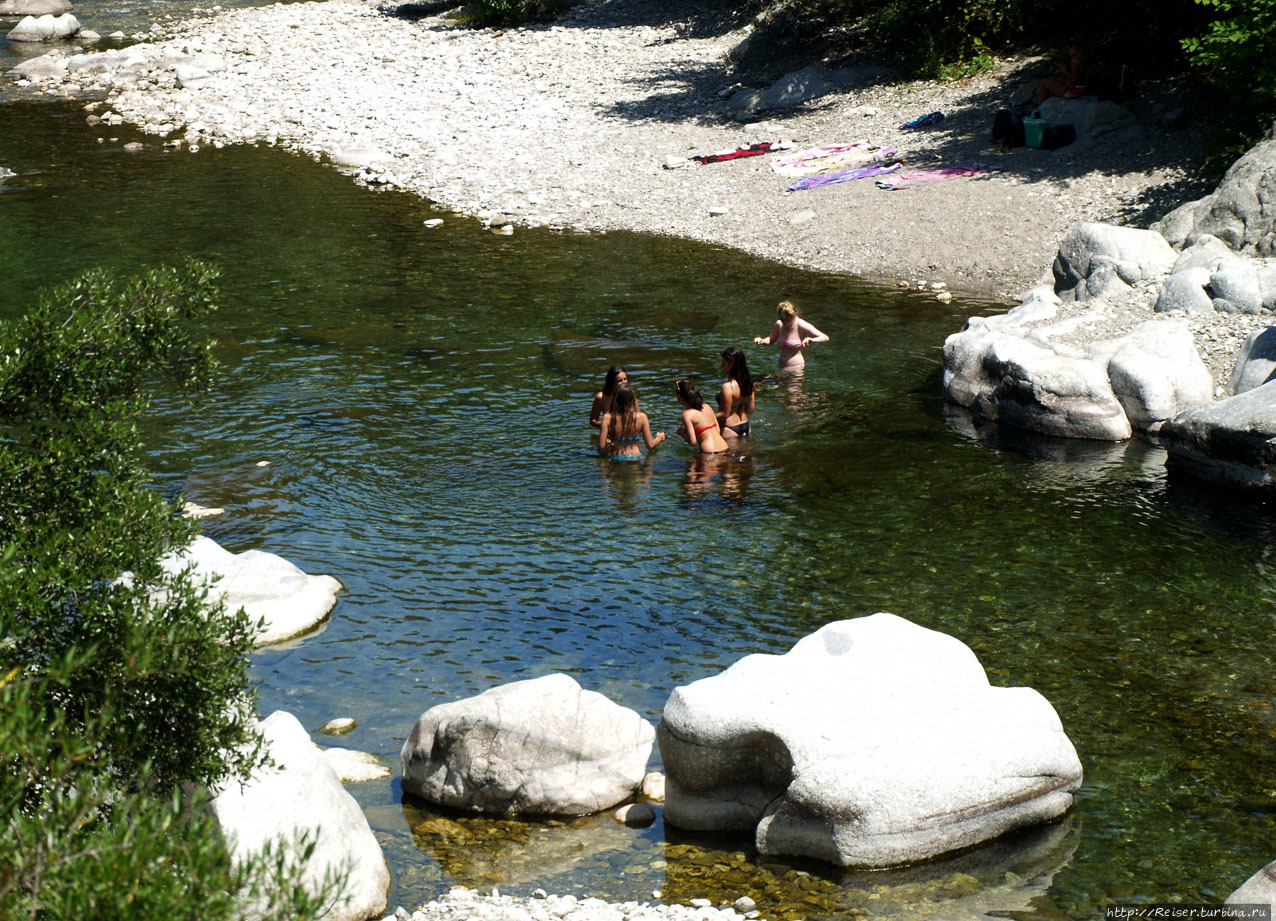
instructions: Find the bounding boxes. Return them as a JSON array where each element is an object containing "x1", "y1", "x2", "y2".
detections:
[
  {"x1": 379, "y1": 888, "x2": 764, "y2": 921},
  {"x1": 12, "y1": 0, "x2": 1206, "y2": 298}
]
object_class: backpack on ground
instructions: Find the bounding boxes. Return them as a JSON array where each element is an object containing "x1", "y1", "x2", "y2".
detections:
[{"x1": 992, "y1": 108, "x2": 1025, "y2": 147}]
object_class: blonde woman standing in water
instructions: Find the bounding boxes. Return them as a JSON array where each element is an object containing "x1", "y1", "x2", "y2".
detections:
[{"x1": 754, "y1": 300, "x2": 829, "y2": 370}]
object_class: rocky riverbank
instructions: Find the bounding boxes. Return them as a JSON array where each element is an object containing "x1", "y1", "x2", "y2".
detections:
[{"x1": 8, "y1": 0, "x2": 1210, "y2": 302}]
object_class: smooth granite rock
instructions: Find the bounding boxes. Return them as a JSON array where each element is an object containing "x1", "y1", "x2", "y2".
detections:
[
  {"x1": 1156, "y1": 129, "x2": 1276, "y2": 256},
  {"x1": 213, "y1": 711, "x2": 390, "y2": 921},
  {"x1": 401, "y1": 674, "x2": 655, "y2": 816},
  {"x1": 943, "y1": 321, "x2": 1132, "y2": 440},
  {"x1": 1154, "y1": 267, "x2": 1216, "y2": 314},
  {"x1": 1160, "y1": 380, "x2": 1276, "y2": 491},
  {"x1": 1103, "y1": 319, "x2": 1213, "y2": 429},
  {"x1": 6, "y1": 11, "x2": 79, "y2": 40},
  {"x1": 161, "y1": 535, "x2": 341, "y2": 646},
  {"x1": 1229, "y1": 326, "x2": 1276, "y2": 395},
  {"x1": 658, "y1": 613, "x2": 1083, "y2": 868},
  {"x1": 1053, "y1": 223, "x2": 1176, "y2": 303}
]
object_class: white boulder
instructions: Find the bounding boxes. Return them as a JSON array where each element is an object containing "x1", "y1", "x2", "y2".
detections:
[
  {"x1": 1229, "y1": 859, "x2": 1276, "y2": 916},
  {"x1": 6, "y1": 12, "x2": 79, "y2": 41},
  {"x1": 1052, "y1": 223, "x2": 1176, "y2": 303},
  {"x1": 401, "y1": 673, "x2": 654, "y2": 816},
  {"x1": 1102, "y1": 319, "x2": 1213, "y2": 429},
  {"x1": 161, "y1": 535, "x2": 341, "y2": 646},
  {"x1": 658, "y1": 613, "x2": 1082, "y2": 868},
  {"x1": 213, "y1": 711, "x2": 389, "y2": 921}
]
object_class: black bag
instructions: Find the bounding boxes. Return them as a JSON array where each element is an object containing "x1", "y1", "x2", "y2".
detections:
[
  {"x1": 992, "y1": 108, "x2": 1025, "y2": 147},
  {"x1": 1043, "y1": 124, "x2": 1076, "y2": 150}
]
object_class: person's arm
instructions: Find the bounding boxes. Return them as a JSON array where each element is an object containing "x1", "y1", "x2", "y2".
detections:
[
  {"x1": 798, "y1": 318, "x2": 829, "y2": 348},
  {"x1": 754, "y1": 321, "x2": 782, "y2": 346},
  {"x1": 640, "y1": 413, "x2": 666, "y2": 449},
  {"x1": 677, "y1": 409, "x2": 697, "y2": 445},
  {"x1": 598, "y1": 412, "x2": 613, "y2": 452},
  {"x1": 589, "y1": 392, "x2": 605, "y2": 428}
]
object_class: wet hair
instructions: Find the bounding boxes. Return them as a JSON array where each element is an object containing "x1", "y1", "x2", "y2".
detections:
[
  {"x1": 611, "y1": 383, "x2": 639, "y2": 432},
  {"x1": 777, "y1": 300, "x2": 799, "y2": 323},
  {"x1": 721, "y1": 346, "x2": 754, "y2": 403},
  {"x1": 675, "y1": 379, "x2": 705, "y2": 410},
  {"x1": 601, "y1": 365, "x2": 627, "y2": 397}
]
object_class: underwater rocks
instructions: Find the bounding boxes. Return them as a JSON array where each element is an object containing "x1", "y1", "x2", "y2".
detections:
[{"x1": 657, "y1": 613, "x2": 1082, "y2": 868}]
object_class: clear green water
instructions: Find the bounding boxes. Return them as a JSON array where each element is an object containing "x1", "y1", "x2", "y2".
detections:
[{"x1": 4, "y1": 99, "x2": 1276, "y2": 921}]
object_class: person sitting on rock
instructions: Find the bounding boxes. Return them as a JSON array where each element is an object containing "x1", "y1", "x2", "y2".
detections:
[{"x1": 1039, "y1": 37, "x2": 1088, "y2": 102}]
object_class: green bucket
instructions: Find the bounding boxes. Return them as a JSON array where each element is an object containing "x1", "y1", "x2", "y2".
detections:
[{"x1": 1024, "y1": 117, "x2": 1048, "y2": 149}]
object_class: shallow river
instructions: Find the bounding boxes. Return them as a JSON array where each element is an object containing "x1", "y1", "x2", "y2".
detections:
[{"x1": 3, "y1": 89, "x2": 1276, "y2": 920}]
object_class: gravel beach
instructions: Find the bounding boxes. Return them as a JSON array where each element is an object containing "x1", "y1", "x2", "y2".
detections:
[{"x1": 72, "y1": 0, "x2": 1208, "y2": 302}]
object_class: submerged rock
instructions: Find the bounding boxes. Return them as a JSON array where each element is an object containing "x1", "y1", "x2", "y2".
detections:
[
  {"x1": 401, "y1": 674, "x2": 654, "y2": 816},
  {"x1": 658, "y1": 613, "x2": 1082, "y2": 868}
]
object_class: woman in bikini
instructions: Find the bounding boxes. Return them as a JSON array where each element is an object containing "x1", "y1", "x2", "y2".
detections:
[
  {"x1": 675, "y1": 379, "x2": 729, "y2": 454},
  {"x1": 716, "y1": 346, "x2": 755, "y2": 439},
  {"x1": 598, "y1": 383, "x2": 665, "y2": 460},
  {"x1": 754, "y1": 300, "x2": 829, "y2": 371},
  {"x1": 589, "y1": 365, "x2": 631, "y2": 428}
]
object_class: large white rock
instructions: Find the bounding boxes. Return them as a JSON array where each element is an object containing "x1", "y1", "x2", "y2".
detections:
[
  {"x1": 161, "y1": 535, "x2": 341, "y2": 646},
  {"x1": 1053, "y1": 223, "x2": 1176, "y2": 303},
  {"x1": 401, "y1": 673, "x2": 655, "y2": 816},
  {"x1": 1101, "y1": 319, "x2": 1213, "y2": 429},
  {"x1": 6, "y1": 11, "x2": 79, "y2": 41},
  {"x1": 658, "y1": 613, "x2": 1083, "y2": 868},
  {"x1": 943, "y1": 321, "x2": 1132, "y2": 440},
  {"x1": 213, "y1": 711, "x2": 389, "y2": 921}
]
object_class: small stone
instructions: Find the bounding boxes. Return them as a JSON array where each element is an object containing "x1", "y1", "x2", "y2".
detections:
[
  {"x1": 789, "y1": 210, "x2": 816, "y2": 225},
  {"x1": 318, "y1": 717, "x2": 356, "y2": 735},
  {"x1": 613, "y1": 802, "x2": 656, "y2": 827},
  {"x1": 734, "y1": 896, "x2": 758, "y2": 913},
  {"x1": 663, "y1": 155, "x2": 690, "y2": 169},
  {"x1": 422, "y1": 218, "x2": 444, "y2": 227},
  {"x1": 123, "y1": 141, "x2": 144, "y2": 152},
  {"x1": 708, "y1": 206, "x2": 729, "y2": 216},
  {"x1": 691, "y1": 898, "x2": 713, "y2": 908},
  {"x1": 935, "y1": 291, "x2": 953, "y2": 302},
  {"x1": 182, "y1": 501, "x2": 224, "y2": 519},
  {"x1": 395, "y1": 908, "x2": 411, "y2": 921},
  {"x1": 493, "y1": 224, "x2": 514, "y2": 235},
  {"x1": 640, "y1": 771, "x2": 665, "y2": 802}
]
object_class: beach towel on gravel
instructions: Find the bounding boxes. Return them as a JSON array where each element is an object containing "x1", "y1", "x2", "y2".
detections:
[
  {"x1": 770, "y1": 142, "x2": 893, "y2": 176},
  {"x1": 692, "y1": 142, "x2": 788, "y2": 164},
  {"x1": 786, "y1": 160, "x2": 903, "y2": 192},
  {"x1": 874, "y1": 164, "x2": 1003, "y2": 191}
]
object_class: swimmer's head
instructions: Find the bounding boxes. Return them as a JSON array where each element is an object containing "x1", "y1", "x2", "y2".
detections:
[{"x1": 675, "y1": 379, "x2": 705, "y2": 410}]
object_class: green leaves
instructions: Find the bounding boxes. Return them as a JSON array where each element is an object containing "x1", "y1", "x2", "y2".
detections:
[{"x1": 0, "y1": 264, "x2": 330, "y2": 918}]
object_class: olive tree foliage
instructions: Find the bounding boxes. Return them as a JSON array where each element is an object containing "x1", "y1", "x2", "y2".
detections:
[{"x1": 0, "y1": 263, "x2": 335, "y2": 919}]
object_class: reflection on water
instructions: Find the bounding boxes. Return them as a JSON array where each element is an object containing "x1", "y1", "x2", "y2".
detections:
[{"x1": 4, "y1": 98, "x2": 1276, "y2": 918}]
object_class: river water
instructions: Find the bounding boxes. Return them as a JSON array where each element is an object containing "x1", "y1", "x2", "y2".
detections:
[{"x1": 3, "y1": 27, "x2": 1276, "y2": 921}]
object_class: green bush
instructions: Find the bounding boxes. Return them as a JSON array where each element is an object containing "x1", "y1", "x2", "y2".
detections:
[
  {"x1": 463, "y1": 0, "x2": 561, "y2": 27},
  {"x1": 1183, "y1": 0, "x2": 1276, "y2": 140},
  {"x1": 0, "y1": 263, "x2": 335, "y2": 919}
]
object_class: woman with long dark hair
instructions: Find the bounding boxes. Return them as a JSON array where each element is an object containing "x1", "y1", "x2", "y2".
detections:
[
  {"x1": 589, "y1": 365, "x2": 630, "y2": 428},
  {"x1": 598, "y1": 383, "x2": 665, "y2": 460},
  {"x1": 716, "y1": 346, "x2": 755, "y2": 438},
  {"x1": 674, "y1": 379, "x2": 729, "y2": 454}
]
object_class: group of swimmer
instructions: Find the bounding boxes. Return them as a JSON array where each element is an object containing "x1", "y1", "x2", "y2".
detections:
[{"x1": 589, "y1": 300, "x2": 829, "y2": 461}]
